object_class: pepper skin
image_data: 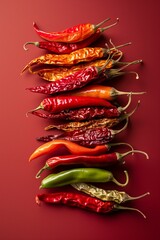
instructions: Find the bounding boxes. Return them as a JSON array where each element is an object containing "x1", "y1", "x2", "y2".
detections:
[
  {"x1": 33, "y1": 18, "x2": 118, "y2": 42},
  {"x1": 40, "y1": 168, "x2": 129, "y2": 188}
]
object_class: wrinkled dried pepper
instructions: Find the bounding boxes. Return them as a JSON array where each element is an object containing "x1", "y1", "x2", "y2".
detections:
[{"x1": 33, "y1": 18, "x2": 118, "y2": 42}]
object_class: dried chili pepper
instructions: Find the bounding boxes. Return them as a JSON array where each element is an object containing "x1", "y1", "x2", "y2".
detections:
[
  {"x1": 21, "y1": 45, "x2": 122, "y2": 73},
  {"x1": 36, "y1": 118, "x2": 129, "y2": 147},
  {"x1": 43, "y1": 101, "x2": 138, "y2": 131},
  {"x1": 29, "y1": 42, "x2": 131, "y2": 81},
  {"x1": 72, "y1": 183, "x2": 150, "y2": 204},
  {"x1": 39, "y1": 168, "x2": 129, "y2": 188},
  {"x1": 33, "y1": 18, "x2": 118, "y2": 42},
  {"x1": 36, "y1": 150, "x2": 148, "y2": 178},
  {"x1": 29, "y1": 139, "x2": 133, "y2": 161},
  {"x1": 24, "y1": 27, "x2": 110, "y2": 54},
  {"x1": 27, "y1": 96, "x2": 116, "y2": 115},
  {"x1": 36, "y1": 191, "x2": 147, "y2": 217}
]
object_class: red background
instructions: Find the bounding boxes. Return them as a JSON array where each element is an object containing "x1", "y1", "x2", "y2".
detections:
[{"x1": 0, "y1": 0, "x2": 159, "y2": 239}]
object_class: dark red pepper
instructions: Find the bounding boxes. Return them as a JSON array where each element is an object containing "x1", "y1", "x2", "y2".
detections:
[{"x1": 35, "y1": 192, "x2": 146, "y2": 217}]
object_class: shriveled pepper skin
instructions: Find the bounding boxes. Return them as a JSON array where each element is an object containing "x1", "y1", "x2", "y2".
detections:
[
  {"x1": 31, "y1": 107, "x2": 119, "y2": 121},
  {"x1": 36, "y1": 192, "x2": 115, "y2": 214},
  {"x1": 22, "y1": 47, "x2": 117, "y2": 72},
  {"x1": 26, "y1": 66, "x2": 104, "y2": 94},
  {"x1": 32, "y1": 59, "x2": 114, "y2": 81}
]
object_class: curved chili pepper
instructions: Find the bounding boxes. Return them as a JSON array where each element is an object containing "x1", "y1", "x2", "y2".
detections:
[
  {"x1": 29, "y1": 42, "x2": 131, "y2": 81},
  {"x1": 26, "y1": 61, "x2": 112, "y2": 94},
  {"x1": 27, "y1": 96, "x2": 116, "y2": 114},
  {"x1": 63, "y1": 84, "x2": 146, "y2": 101},
  {"x1": 40, "y1": 168, "x2": 129, "y2": 188},
  {"x1": 36, "y1": 118, "x2": 129, "y2": 147},
  {"x1": 36, "y1": 150, "x2": 148, "y2": 178},
  {"x1": 30, "y1": 106, "x2": 124, "y2": 121},
  {"x1": 33, "y1": 18, "x2": 118, "y2": 42},
  {"x1": 29, "y1": 139, "x2": 133, "y2": 161},
  {"x1": 72, "y1": 183, "x2": 150, "y2": 204},
  {"x1": 24, "y1": 28, "x2": 105, "y2": 54},
  {"x1": 21, "y1": 46, "x2": 122, "y2": 73},
  {"x1": 36, "y1": 191, "x2": 147, "y2": 217},
  {"x1": 43, "y1": 101, "x2": 139, "y2": 131}
]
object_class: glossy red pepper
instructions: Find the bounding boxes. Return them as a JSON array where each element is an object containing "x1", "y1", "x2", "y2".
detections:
[
  {"x1": 33, "y1": 18, "x2": 118, "y2": 42},
  {"x1": 36, "y1": 150, "x2": 148, "y2": 178},
  {"x1": 27, "y1": 96, "x2": 115, "y2": 114}
]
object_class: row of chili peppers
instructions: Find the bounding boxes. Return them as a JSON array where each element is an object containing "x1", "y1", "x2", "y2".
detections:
[{"x1": 23, "y1": 18, "x2": 149, "y2": 217}]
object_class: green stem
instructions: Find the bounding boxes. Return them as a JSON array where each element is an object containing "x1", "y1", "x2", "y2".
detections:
[
  {"x1": 115, "y1": 204, "x2": 147, "y2": 218},
  {"x1": 112, "y1": 170, "x2": 129, "y2": 187},
  {"x1": 23, "y1": 42, "x2": 39, "y2": 51}
]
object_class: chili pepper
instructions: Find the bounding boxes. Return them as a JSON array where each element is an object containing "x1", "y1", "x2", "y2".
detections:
[
  {"x1": 31, "y1": 107, "x2": 122, "y2": 120},
  {"x1": 27, "y1": 96, "x2": 116, "y2": 115},
  {"x1": 35, "y1": 118, "x2": 129, "y2": 147},
  {"x1": 25, "y1": 61, "x2": 114, "y2": 95},
  {"x1": 35, "y1": 191, "x2": 147, "y2": 218},
  {"x1": 29, "y1": 42, "x2": 131, "y2": 81},
  {"x1": 63, "y1": 84, "x2": 146, "y2": 101},
  {"x1": 33, "y1": 18, "x2": 118, "y2": 42},
  {"x1": 21, "y1": 45, "x2": 122, "y2": 73},
  {"x1": 36, "y1": 149, "x2": 148, "y2": 178},
  {"x1": 24, "y1": 27, "x2": 109, "y2": 54},
  {"x1": 29, "y1": 139, "x2": 133, "y2": 161},
  {"x1": 72, "y1": 183, "x2": 150, "y2": 204},
  {"x1": 43, "y1": 100, "x2": 138, "y2": 131},
  {"x1": 40, "y1": 168, "x2": 129, "y2": 188},
  {"x1": 30, "y1": 104, "x2": 127, "y2": 121}
]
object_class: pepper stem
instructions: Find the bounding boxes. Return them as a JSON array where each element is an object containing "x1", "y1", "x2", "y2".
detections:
[
  {"x1": 113, "y1": 116, "x2": 129, "y2": 135},
  {"x1": 108, "y1": 142, "x2": 134, "y2": 151},
  {"x1": 23, "y1": 42, "x2": 39, "y2": 51},
  {"x1": 112, "y1": 170, "x2": 129, "y2": 187},
  {"x1": 95, "y1": 17, "x2": 111, "y2": 28},
  {"x1": 100, "y1": 18, "x2": 119, "y2": 31},
  {"x1": 36, "y1": 165, "x2": 48, "y2": 179},
  {"x1": 126, "y1": 192, "x2": 150, "y2": 202},
  {"x1": 114, "y1": 89, "x2": 146, "y2": 97},
  {"x1": 115, "y1": 204, "x2": 147, "y2": 218},
  {"x1": 26, "y1": 105, "x2": 42, "y2": 117},
  {"x1": 120, "y1": 149, "x2": 149, "y2": 160}
]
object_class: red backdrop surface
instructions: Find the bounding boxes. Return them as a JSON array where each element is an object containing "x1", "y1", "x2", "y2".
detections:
[{"x1": 0, "y1": 0, "x2": 159, "y2": 239}]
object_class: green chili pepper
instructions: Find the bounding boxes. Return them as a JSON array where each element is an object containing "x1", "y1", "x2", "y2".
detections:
[{"x1": 40, "y1": 168, "x2": 129, "y2": 189}]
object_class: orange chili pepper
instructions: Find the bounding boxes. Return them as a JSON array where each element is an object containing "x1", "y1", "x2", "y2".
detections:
[
  {"x1": 21, "y1": 46, "x2": 122, "y2": 73},
  {"x1": 33, "y1": 18, "x2": 118, "y2": 43},
  {"x1": 29, "y1": 140, "x2": 132, "y2": 161},
  {"x1": 63, "y1": 84, "x2": 146, "y2": 101}
]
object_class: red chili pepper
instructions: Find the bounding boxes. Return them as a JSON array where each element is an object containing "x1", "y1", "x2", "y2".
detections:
[
  {"x1": 36, "y1": 150, "x2": 148, "y2": 178},
  {"x1": 35, "y1": 191, "x2": 146, "y2": 217},
  {"x1": 27, "y1": 96, "x2": 115, "y2": 114},
  {"x1": 33, "y1": 18, "x2": 118, "y2": 42},
  {"x1": 23, "y1": 29, "x2": 103, "y2": 54},
  {"x1": 36, "y1": 120, "x2": 129, "y2": 147},
  {"x1": 30, "y1": 107, "x2": 120, "y2": 120},
  {"x1": 29, "y1": 94, "x2": 132, "y2": 120},
  {"x1": 29, "y1": 139, "x2": 132, "y2": 162},
  {"x1": 26, "y1": 63, "x2": 110, "y2": 94}
]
